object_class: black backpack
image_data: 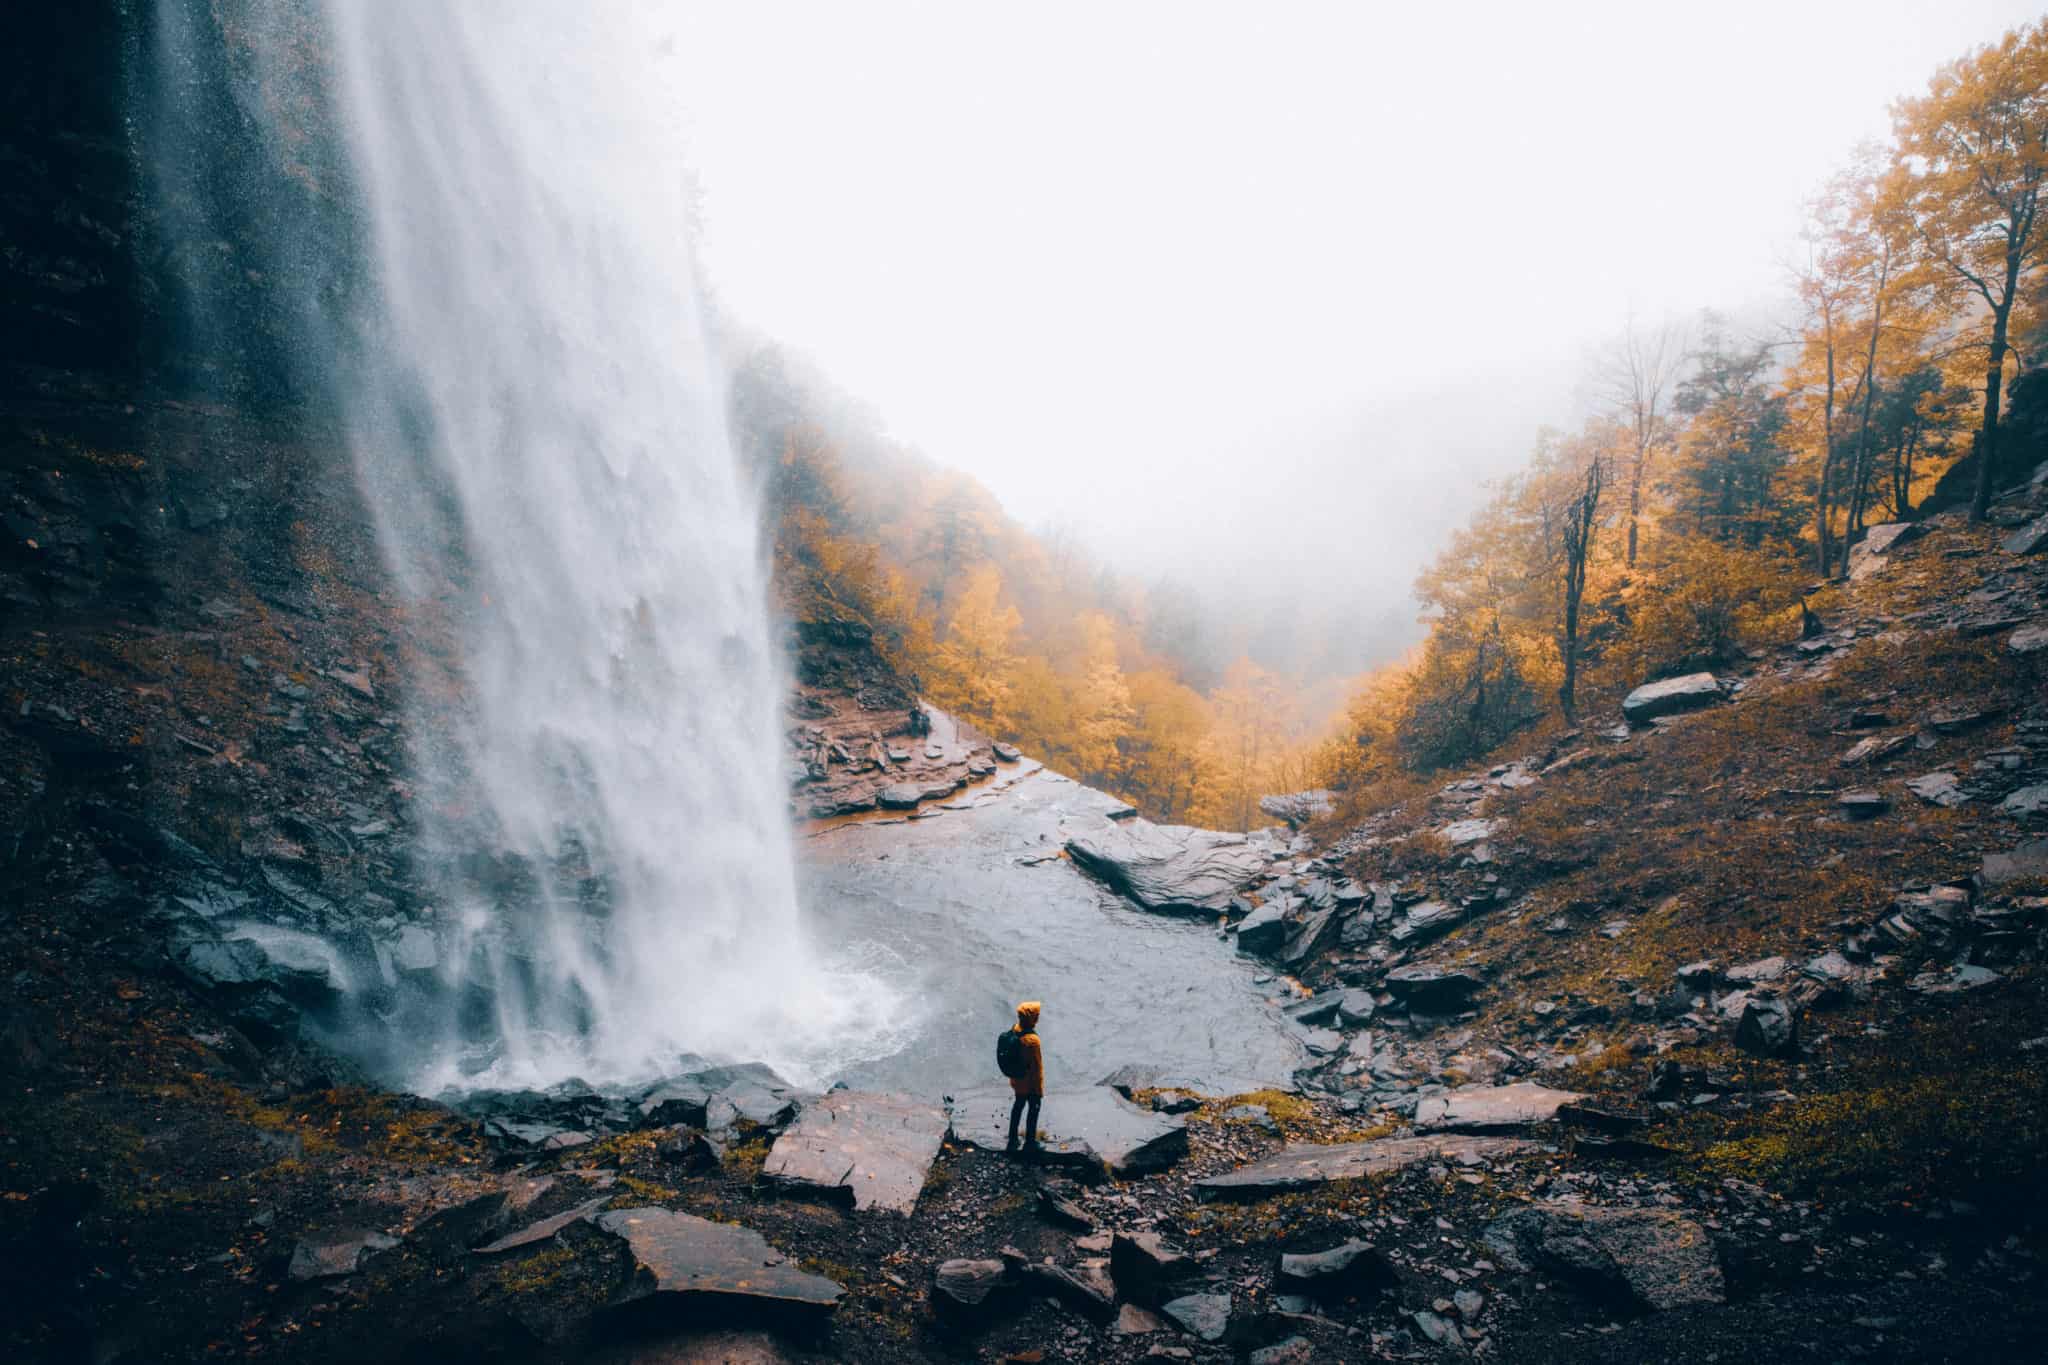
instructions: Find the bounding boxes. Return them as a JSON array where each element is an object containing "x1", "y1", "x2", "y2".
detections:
[{"x1": 996, "y1": 1026, "x2": 1029, "y2": 1079}]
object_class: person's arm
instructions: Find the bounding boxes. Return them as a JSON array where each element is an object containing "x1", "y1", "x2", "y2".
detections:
[{"x1": 1024, "y1": 1034, "x2": 1044, "y2": 1095}]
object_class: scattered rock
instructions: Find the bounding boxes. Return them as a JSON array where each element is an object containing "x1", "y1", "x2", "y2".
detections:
[
  {"x1": 1999, "y1": 785, "x2": 2048, "y2": 819},
  {"x1": 933, "y1": 1258, "x2": 1014, "y2": 1325},
  {"x1": 762, "y1": 1091, "x2": 946, "y2": 1214},
  {"x1": 1906, "y1": 772, "x2": 1968, "y2": 808},
  {"x1": 2001, "y1": 513, "x2": 2048, "y2": 555},
  {"x1": 1234, "y1": 901, "x2": 1288, "y2": 956},
  {"x1": 1159, "y1": 1292, "x2": 1232, "y2": 1342},
  {"x1": 1415, "y1": 1082, "x2": 1587, "y2": 1133},
  {"x1": 1622, "y1": 673, "x2": 1722, "y2": 725},
  {"x1": 470, "y1": 1196, "x2": 613, "y2": 1256},
  {"x1": 286, "y1": 1228, "x2": 399, "y2": 1282},
  {"x1": 2009, "y1": 623, "x2": 2048, "y2": 655},
  {"x1": 1734, "y1": 996, "x2": 1799, "y2": 1058},
  {"x1": 1849, "y1": 522, "x2": 1924, "y2": 579},
  {"x1": 1111, "y1": 1230, "x2": 1192, "y2": 1306},
  {"x1": 1837, "y1": 790, "x2": 1890, "y2": 819},
  {"x1": 595, "y1": 1208, "x2": 841, "y2": 1329},
  {"x1": 1725, "y1": 956, "x2": 1786, "y2": 984},
  {"x1": 1275, "y1": 1239, "x2": 1398, "y2": 1301},
  {"x1": 1383, "y1": 964, "x2": 1483, "y2": 1011},
  {"x1": 1259, "y1": 790, "x2": 1335, "y2": 826},
  {"x1": 1982, "y1": 841, "x2": 2048, "y2": 887},
  {"x1": 1484, "y1": 1203, "x2": 1725, "y2": 1311},
  {"x1": 1196, "y1": 1136, "x2": 1537, "y2": 1201}
]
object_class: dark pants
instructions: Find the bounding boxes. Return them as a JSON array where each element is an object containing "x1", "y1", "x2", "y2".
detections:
[{"x1": 1007, "y1": 1093, "x2": 1041, "y2": 1150}]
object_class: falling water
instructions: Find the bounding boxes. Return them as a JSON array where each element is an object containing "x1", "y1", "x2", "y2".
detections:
[{"x1": 307, "y1": 4, "x2": 911, "y2": 1091}]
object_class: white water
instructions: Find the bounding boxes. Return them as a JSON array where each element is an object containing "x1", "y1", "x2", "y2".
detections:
[{"x1": 317, "y1": 4, "x2": 912, "y2": 1092}]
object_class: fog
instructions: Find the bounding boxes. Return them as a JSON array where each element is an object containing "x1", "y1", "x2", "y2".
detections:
[{"x1": 659, "y1": 0, "x2": 2039, "y2": 671}]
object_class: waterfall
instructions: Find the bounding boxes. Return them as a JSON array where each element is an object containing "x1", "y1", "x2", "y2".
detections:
[{"x1": 292, "y1": 4, "x2": 907, "y2": 1091}]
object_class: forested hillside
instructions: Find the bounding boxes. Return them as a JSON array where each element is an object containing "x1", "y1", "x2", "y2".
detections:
[
  {"x1": 1318, "y1": 23, "x2": 2048, "y2": 807},
  {"x1": 732, "y1": 346, "x2": 1337, "y2": 828}
]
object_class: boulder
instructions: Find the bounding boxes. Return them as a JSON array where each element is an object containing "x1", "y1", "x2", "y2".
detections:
[
  {"x1": 1278, "y1": 905, "x2": 1340, "y2": 966},
  {"x1": 1389, "y1": 900, "x2": 1463, "y2": 947},
  {"x1": 1734, "y1": 996, "x2": 1799, "y2": 1058},
  {"x1": 1982, "y1": 840, "x2": 2048, "y2": 887},
  {"x1": 1020, "y1": 1260, "x2": 1117, "y2": 1324},
  {"x1": 1065, "y1": 821, "x2": 1270, "y2": 914},
  {"x1": 596, "y1": 1208, "x2": 841, "y2": 1329},
  {"x1": 1906, "y1": 772, "x2": 1968, "y2": 808},
  {"x1": 1415, "y1": 1082, "x2": 1586, "y2": 1133},
  {"x1": 1149, "y1": 1090, "x2": 1202, "y2": 1115},
  {"x1": 762, "y1": 1091, "x2": 946, "y2": 1214},
  {"x1": 1848, "y1": 521, "x2": 1924, "y2": 579},
  {"x1": 1438, "y1": 818, "x2": 1498, "y2": 847},
  {"x1": 1160, "y1": 1292, "x2": 1232, "y2": 1342},
  {"x1": 1621, "y1": 673, "x2": 1721, "y2": 725},
  {"x1": 1274, "y1": 1239, "x2": 1398, "y2": 1301},
  {"x1": 932, "y1": 1258, "x2": 1013, "y2": 1325},
  {"x1": 636, "y1": 1063, "x2": 800, "y2": 1135},
  {"x1": 1837, "y1": 790, "x2": 1890, "y2": 819},
  {"x1": 1483, "y1": 1203, "x2": 1724, "y2": 1311},
  {"x1": 947, "y1": 1086, "x2": 1188, "y2": 1180},
  {"x1": 2010, "y1": 624, "x2": 2048, "y2": 655},
  {"x1": 287, "y1": 1228, "x2": 399, "y2": 1281},
  {"x1": 1999, "y1": 784, "x2": 2048, "y2": 818},
  {"x1": 876, "y1": 782, "x2": 927, "y2": 810},
  {"x1": 1233, "y1": 901, "x2": 1288, "y2": 956},
  {"x1": 1259, "y1": 791, "x2": 1335, "y2": 826},
  {"x1": 1383, "y1": 964, "x2": 1483, "y2": 1011},
  {"x1": 992, "y1": 742, "x2": 1023, "y2": 762},
  {"x1": 1195, "y1": 1135, "x2": 1538, "y2": 1201},
  {"x1": 1111, "y1": 1230, "x2": 1192, "y2": 1306},
  {"x1": 2001, "y1": 514, "x2": 2048, "y2": 555},
  {"x1": 1724, "y1": 956, "x2": 1786, "y2": 984}
]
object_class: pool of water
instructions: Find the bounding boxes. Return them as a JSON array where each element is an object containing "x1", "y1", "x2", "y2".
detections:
[{"x1": 796, "y1": 763, "x2": 1305, "y2": 1098}]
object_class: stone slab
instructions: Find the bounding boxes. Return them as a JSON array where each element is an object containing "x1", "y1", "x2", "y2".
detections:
[
  {"x1": 1415, "y1": 1082, "x2": 1587, "y2": 1133},
  {"x1": 595, "y1": 1208, "x2": 842, "y2": 1325},
  {"x1": 762, "y1": 1091, "x2": 946, "y2": 1214},
  {"x1": 1194, "y1": 1135, "x2": 1539, "y2": 1201},
  {"x1": 948, "y1": 1085, "x2": 1188, "y2": 1180}
]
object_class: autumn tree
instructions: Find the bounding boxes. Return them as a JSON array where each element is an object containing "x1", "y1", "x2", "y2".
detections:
[
  {"x1": 1887, "y1": 20, "x2": 2048, "y2": 521},
  {"x1": 1596, "y1": 316, "x2": 1688, "y2": 567},
  {"x1": 928, "y1": 564, "x2": 1021, "y2": 734},
  {"x1": 1070, "y1": 612, "x2": 1136, "y2": 788}
]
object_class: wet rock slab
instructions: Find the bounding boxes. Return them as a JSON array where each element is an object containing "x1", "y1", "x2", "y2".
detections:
[
  {"x1": 761, "y1": 1090, "x2": 946, "y2": 1214},
  {"x1": 1415, "y1": 1081, "x2": 1587, "y2": 1132},
  {"x1": 1483, "y1": 1202, "x2": 1725, "y2": 1311},
  {"x1": 594, "y1": 1207, "x2": 842, "y2": 1328},
  {"x1": 1064, "y1": 820, "x2": 1270, "y2": 913},
  {"x1": 947, "y1": 1085, "x2": 1188, "y2": 1180},
  {"x1": 1195, "y1": 1135, "x2": 1538, "y2": 1201}
]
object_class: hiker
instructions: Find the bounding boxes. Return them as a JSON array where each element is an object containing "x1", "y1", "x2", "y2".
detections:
[{"x1": 999, "y1": 1000, "x2": 1044, "y2": 1157}]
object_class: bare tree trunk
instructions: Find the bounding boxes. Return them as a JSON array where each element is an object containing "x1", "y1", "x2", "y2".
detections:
[
  {"x1": 1971, "y1": 298, "x2": 2016, "y2": 522},
  {"x1": 1814, "y1": 322, "x2": 1839, "y2": 577}
]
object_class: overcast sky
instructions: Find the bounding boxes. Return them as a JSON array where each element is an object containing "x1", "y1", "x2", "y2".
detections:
[{"x1": 657, "y1": 0, "x2": 2042, "y2": 638}]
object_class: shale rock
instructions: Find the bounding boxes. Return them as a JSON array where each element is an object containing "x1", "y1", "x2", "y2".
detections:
[
  {"x1": 1196, "y1": 1136, "x2": 1537, "y2": 1201},
  {"x1": 1734, "y1": 996, "x2": 1799, "y2": 1057},
  {"x1": 762, "y1": 1090, "x2": 946, "y2": 1214},
  {"x1": 1383, "y1": 964, "x2": 1484, "y2": 1011},
  {"x1": 1111, "y1": 1230, "x2": 1193, "y2": 1306},
  {"x1": 1483, "y1": 1203, "x2": 1724, "y2": 1311},
  {"x1": 1622, "y1": 673, "x2": 1722, "y2": 725},
  {"x1": 1160, "y1": 1292, "x2": 1233, "y2": 1342},
  {"x1": 1416, "y1": 1082, "x2": 1587, "y2": 1133},
  {"x1": 1274, "y1": 1239, "x2": 1398, "y2": 1300},
  {"x1": 948, "y1": 1086, "x2": 1188, "y2": 1180},
  {"x1": 595, "y1": 1208, "x2": 841, "y2": 1329},
  {"x1": 1064, "y1": 820, "x2": 1269, "y2": 913}
]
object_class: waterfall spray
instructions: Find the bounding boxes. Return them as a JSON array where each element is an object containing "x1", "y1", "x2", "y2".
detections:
[{"x1": 300, "y1": 3, "x2": 909, "y2": 1091}]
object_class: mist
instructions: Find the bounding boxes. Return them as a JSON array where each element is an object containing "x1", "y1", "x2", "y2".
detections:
[{"x1": 640, "y1": 0, "x2": 2042, "y2": 688}]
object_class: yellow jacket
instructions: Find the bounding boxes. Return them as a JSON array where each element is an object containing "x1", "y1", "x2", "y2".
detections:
[{"x1": 1009, "y1": 1001, "x2": 1044, "y2": 1097}]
